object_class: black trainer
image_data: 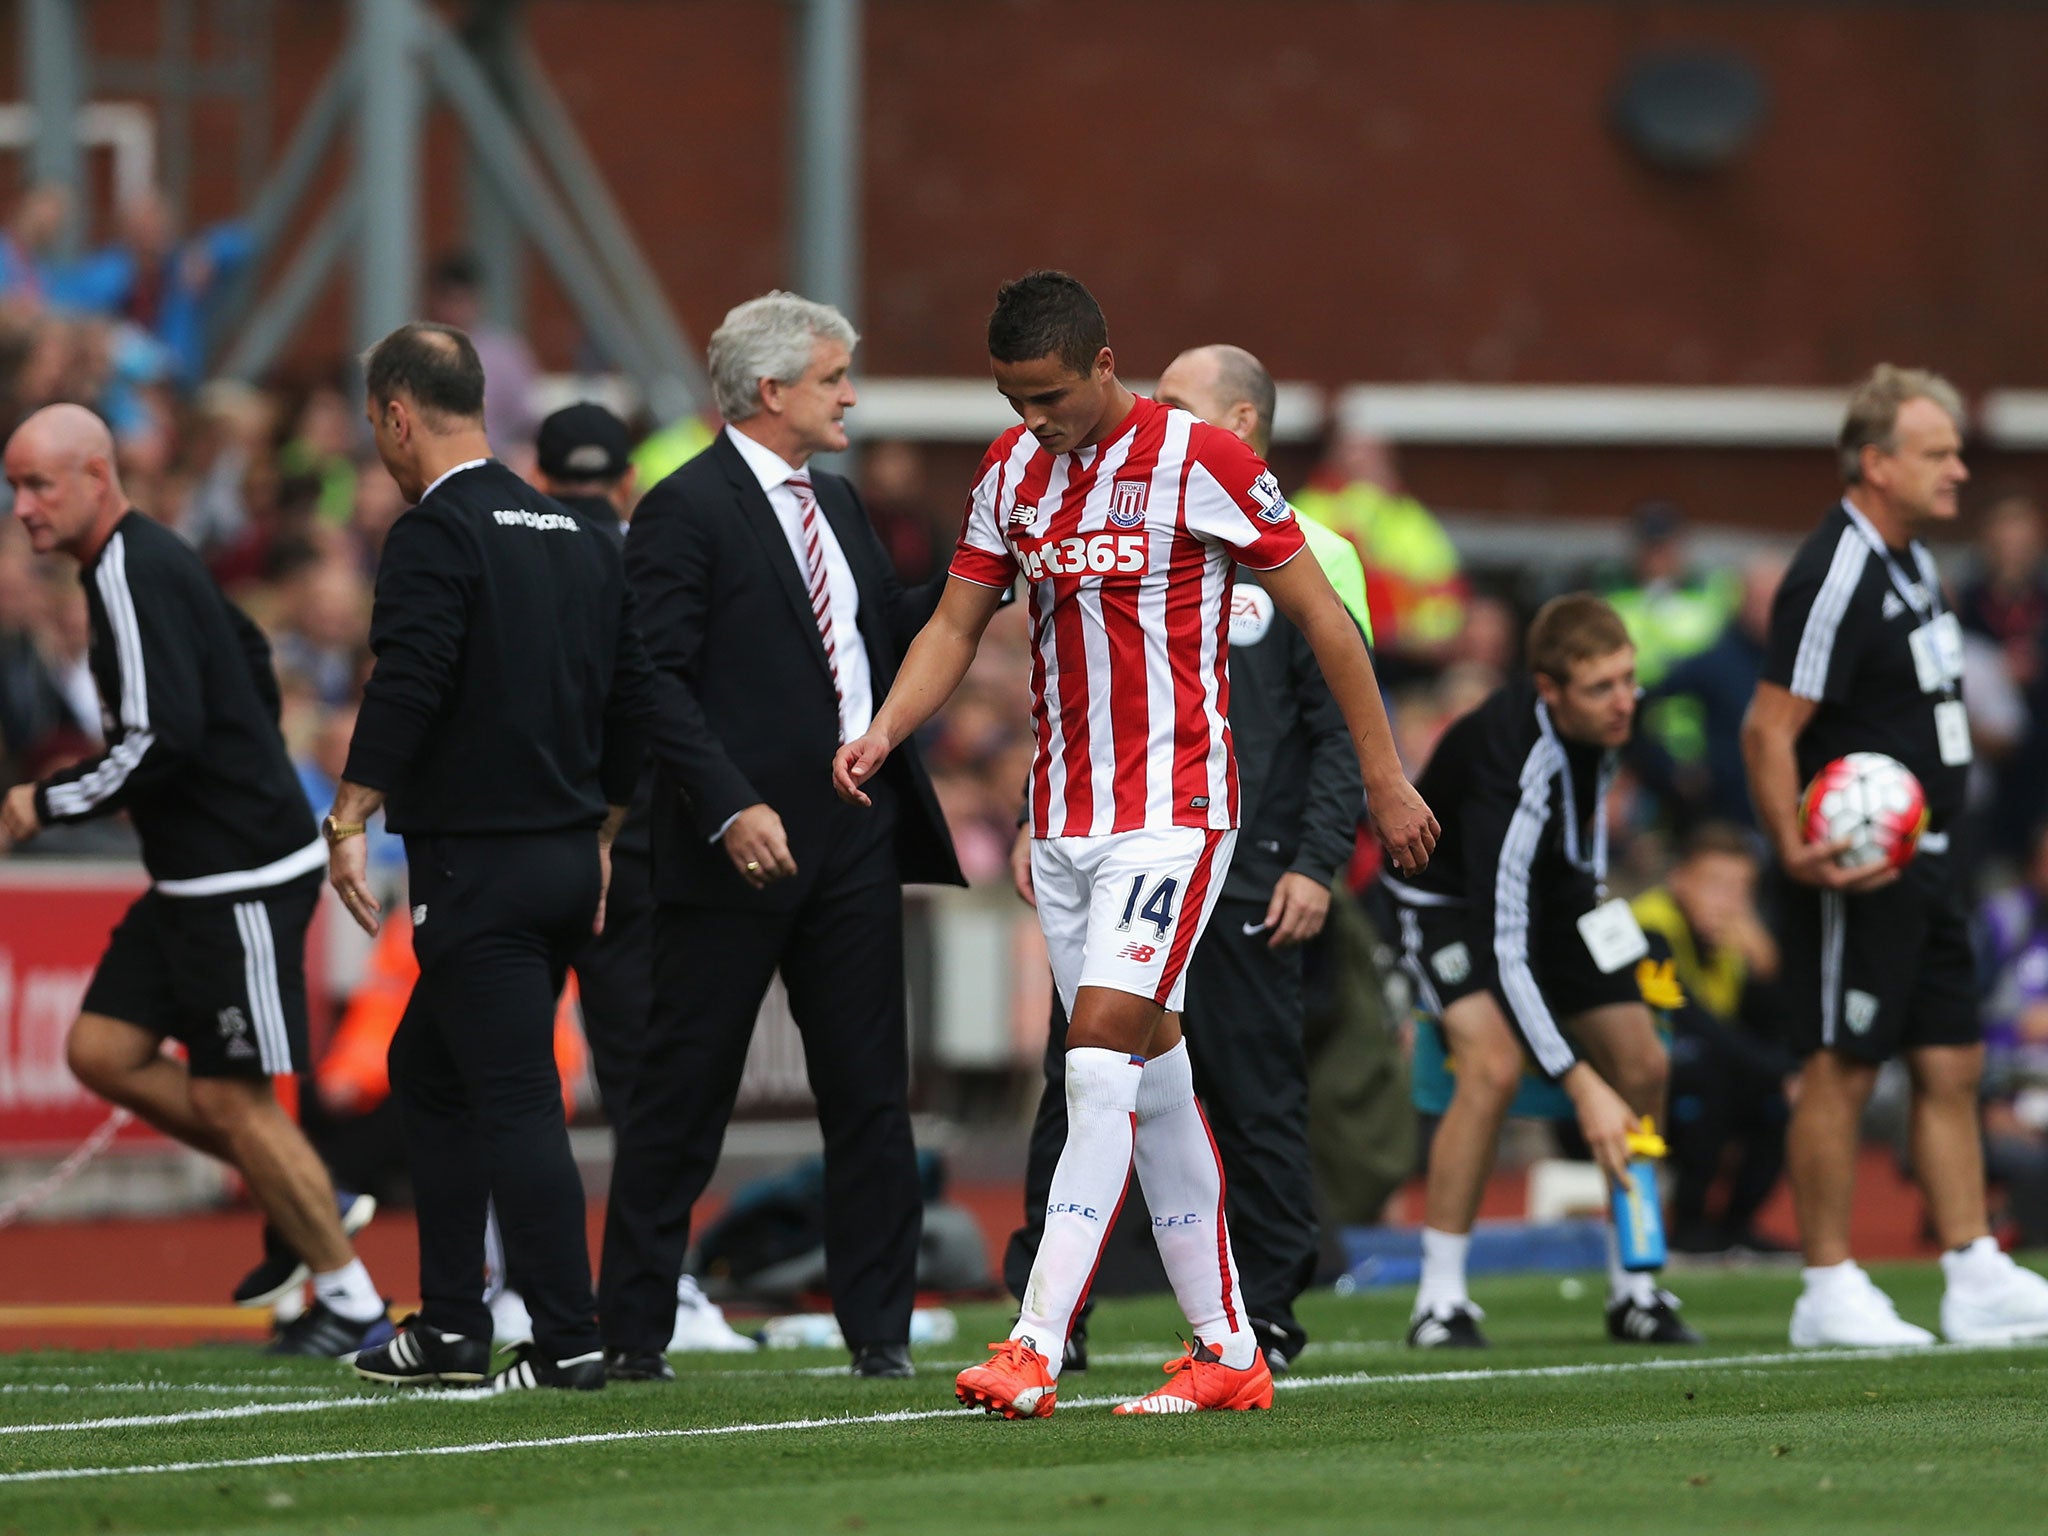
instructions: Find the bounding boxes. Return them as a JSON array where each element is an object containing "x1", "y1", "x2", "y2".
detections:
[
  {"x1": 1064, "y1": 1301, "x2": 1091, "y2": 1372},
  {"x1": 491, "y1": 1344, "x2": 606, "y2": 1393},
  {"x1": 1406, "y1": 1302, "x2": 1489, "y2": 1348},
  {"x1": 234, "y1": 1191, "x2": 378, "y2": 1308},
  {"x1": 267, "y1": 1300, "x2": 395, "y2": 1360},
  {"x1": 1607, "y1": 1290, "x2": 1704, "y2": 1345},
  {"x1": 850, "y1": 1343, "x2": 913, "y2": 1379},
  {"x1": 1250, "y1": 1316, "x2": 1307, "y2": 1375},
  {"x1": 604, "y1": 1349, "x2": 675, "y2": 1383},
  {"x1": 354, "y1": 1317, "x2": 492, "y2": 1385},
  {"x1": 1010, "y1": 1304, "x2": 1089, "y2": 1370}
]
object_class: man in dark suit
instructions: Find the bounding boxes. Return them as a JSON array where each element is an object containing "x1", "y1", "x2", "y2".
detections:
[{"x1": 598, "y1": 292, "x2": 963, "y2": 1382}]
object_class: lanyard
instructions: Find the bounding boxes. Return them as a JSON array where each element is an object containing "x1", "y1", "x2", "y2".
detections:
[
  {"x1": 1534, "y1": 700, "x2": 1618, "y2": 892},
  {"x1": 1840, "y1": 500, "x2": 1959, "y2": 702},
  {"x1": 1841, "y1": 499, "x2": 1941, "y2": 620}
]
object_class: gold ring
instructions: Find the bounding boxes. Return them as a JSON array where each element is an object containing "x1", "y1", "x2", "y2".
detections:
[{"x1": 745, "y1": 860, "x2": 761, "y2": 872}]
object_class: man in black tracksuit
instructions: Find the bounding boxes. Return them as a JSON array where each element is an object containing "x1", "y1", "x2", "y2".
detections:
[
  {"x1": 2, "y1": 403, "x2": 390, "y2": 1359},
  {"x1": 535, "y1": 402, "x2": 654, "y2": 1125},
  {"x1": 331, "y1": 325, "x2": 653, "y2": 1394},
  {"x1": 1003, "y1": 346, "x2": 1362, "y2": 1371},
  {"x1": 1386, "y1": 595, "x2": 1694, "y2": 1349}
]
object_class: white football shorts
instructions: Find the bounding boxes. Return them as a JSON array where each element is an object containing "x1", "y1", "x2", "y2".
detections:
[{"x1": 1030, "y1": 826, "x2": 1237, "y2": 1015}]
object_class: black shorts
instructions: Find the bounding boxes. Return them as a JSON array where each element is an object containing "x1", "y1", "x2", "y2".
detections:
[
  {"x1": 1778, "y1": 852, "x2": 1977, "y2": 1062},
  {"x1": 1393, "y1": 894, "x2": 1642, "y2": 1042},
  {"x1": 79, "y1": 871, "x2": 319, "y2": 1079}
]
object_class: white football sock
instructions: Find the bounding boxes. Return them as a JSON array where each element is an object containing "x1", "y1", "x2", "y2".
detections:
[
  {"x1": 1605, "y1": 1224, "x2": 1659, "y2": 1307},
  {"x1": 1133, "y1": 1040, "x2": 1254, "y2": 1369},
  {"x1": 1012, "y1": 1048, "x2": 1143, "y2": 1378},
  {"x1": 482, "y1": 1200, "x2": 506, "y2": 1303},
  {"x1": 313, "y1": 1257, "x2": 384, "y2": 1323},
  {"x1": 1801, "y1": 1258, "x2": 1862, "y2": 1294},
  {"x1": 1941, "y1": 1235, "x2": 2003, "y2": 1284},
  {"x1": 1415, "y1": 1226, "x2": 1472, "y2": 1317}
]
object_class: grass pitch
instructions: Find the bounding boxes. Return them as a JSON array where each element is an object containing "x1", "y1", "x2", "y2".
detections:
[{"x1": 2, "y1": 1261, "x2": 2044, "y2": 1535}]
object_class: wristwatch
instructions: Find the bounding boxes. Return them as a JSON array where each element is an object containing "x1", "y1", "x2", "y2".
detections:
[{"x1": 322, "y1": 814, "x2": 367, "y2": 846}]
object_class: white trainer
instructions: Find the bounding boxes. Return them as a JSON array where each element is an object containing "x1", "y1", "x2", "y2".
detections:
[
  {"x1": 1939, "y1": 1238, "x2": 2048, "y2": 1344},
  {"x1": 668, "y1": 1273, "x2": 758, "y2": 1353},
  {"x1": 1789, "y1": 1263, "x2": 1936, "y2": 1348}
]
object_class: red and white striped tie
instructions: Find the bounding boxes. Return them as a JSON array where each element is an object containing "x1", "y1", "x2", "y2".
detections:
[{"x1": 788, "y1": 470, "x2": 844, "y2": 738}]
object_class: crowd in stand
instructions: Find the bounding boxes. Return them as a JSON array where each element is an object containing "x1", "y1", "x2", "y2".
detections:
[{"x1": 5, "y1": 182, "x2": 2048, "y2": 1249}]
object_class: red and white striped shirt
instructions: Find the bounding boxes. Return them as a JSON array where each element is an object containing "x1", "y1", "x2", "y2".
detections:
[{"x1": 950, "y1": 395, "x2": 1307, "y2": 838}]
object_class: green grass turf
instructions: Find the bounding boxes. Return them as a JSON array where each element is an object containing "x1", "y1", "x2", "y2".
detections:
[{"x1": 3, "y1": 1260, "x2": 2045, "y2": 1535}]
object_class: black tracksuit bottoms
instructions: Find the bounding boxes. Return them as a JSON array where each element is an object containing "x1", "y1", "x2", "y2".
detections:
[{"x1": 392, "y1": 829, "x2": 601, "y2": 1358}]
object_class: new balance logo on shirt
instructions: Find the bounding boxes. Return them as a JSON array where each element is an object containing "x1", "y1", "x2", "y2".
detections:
[{"x1": 491, "y1": 508, "x2": 584, "y2": 533}]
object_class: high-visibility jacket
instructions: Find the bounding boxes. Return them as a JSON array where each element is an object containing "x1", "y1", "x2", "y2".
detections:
[
  {"x1": 1290, "y1": 479, "x2": 1465, "y2": 651},
  {"x1": 630, "y1": 412, "x2": 717, "y2": 491}
]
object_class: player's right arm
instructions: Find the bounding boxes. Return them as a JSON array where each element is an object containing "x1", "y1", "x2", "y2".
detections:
[
  {"x1": 1743, "y1": 538, "x2": 1896, "y2": 893},
  {"x1": 838, "y1": 440, "x2": 1019, "y2": 806},
  {"x1": 834, "y1": 574, "x2": 1006, "y2": 805}
]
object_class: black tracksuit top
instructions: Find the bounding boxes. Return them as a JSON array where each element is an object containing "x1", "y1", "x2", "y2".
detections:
[
  {"x1": 345, "y1": 460, "x2": 654, "y2": 836},
  {"x1": 35, "y1": 510, "x2": 317, "y2": 887}
]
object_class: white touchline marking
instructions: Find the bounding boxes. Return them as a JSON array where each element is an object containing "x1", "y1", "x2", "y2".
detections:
[
  {"x1": 1267, "y1": 1338, "x2": 2048, "y2": 1394},
  {"x1": 0, "y1": 1382, "x2": 352, "y2": 1397},
  {"x1": 2, "y1": 1339, "x2": 2041, "y2": 1482},
  {"x1": 0, "y1": 1404, "x2": 996, "y2": 1482},
  {"x1": 0, "y1": 1395, "x2": 400, "y2": 1436}
]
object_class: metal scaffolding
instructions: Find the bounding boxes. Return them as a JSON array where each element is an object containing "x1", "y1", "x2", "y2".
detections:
[
  {"x1": 223, "y1": 0, "x2": 711, "y2": 417},
  {"x1": 12, "y1": 0, "x2": 867, "y2": 419}
]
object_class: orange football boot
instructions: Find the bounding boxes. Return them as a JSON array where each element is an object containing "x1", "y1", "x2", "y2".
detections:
[
  {"x1": 955, "y1": 1339, "x2": 1058, "y2": 1419},
  {"x1": 1112, "y1": 1339, "x2": 1274, "y2": 1415}
]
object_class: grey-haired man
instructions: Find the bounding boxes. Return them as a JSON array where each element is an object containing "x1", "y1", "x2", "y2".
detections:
[{"x1": 596, "y1": 294, "x2": 963, "y2": 1382}]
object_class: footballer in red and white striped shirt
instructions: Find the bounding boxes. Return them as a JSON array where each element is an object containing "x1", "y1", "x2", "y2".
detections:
[
  {"x1": 833, "y1": 272, "x2": 1435, "y2": 1419},
  {"x1": 950, "y1": 393, "x2": 1301, "y2": 840}
]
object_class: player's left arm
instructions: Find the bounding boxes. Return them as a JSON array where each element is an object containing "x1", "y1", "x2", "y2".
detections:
[{"x1": 1264, "y1": 623, "x2": 1361, "y2": 946}]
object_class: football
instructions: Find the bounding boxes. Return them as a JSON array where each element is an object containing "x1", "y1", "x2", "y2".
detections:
[{"x1": 1800, "y1": 752, "x2": 1929, "y2": 871}]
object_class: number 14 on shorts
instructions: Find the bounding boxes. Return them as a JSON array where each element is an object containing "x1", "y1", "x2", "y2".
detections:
[{"x1": 1117, "y1": 874, "x2": 1180, "y2": 938}]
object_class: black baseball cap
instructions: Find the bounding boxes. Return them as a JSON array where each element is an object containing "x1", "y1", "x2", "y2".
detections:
[{"x1": 536, "y1": 402, "x2": 633, "y2": 482}]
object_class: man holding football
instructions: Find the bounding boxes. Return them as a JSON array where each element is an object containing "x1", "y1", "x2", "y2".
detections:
[{"x1": 1743, "y1": 363, "x2": 2048, "y2": 1347}]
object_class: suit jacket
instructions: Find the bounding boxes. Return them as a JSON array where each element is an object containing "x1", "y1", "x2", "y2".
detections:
[{"x1": 626, "y1": 431, "x2": 964, "y2": 907}]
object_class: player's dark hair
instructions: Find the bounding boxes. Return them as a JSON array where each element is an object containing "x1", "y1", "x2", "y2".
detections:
[
  {"x1": 988, "y1": 270, "x2": 1109, "y2": 376},
  {"x1": 363, "y1": 322, "x2": 485, "y2": 423},
  {"x1": 1526, "y1": 592, "x2": 1632, "y2": 683}
]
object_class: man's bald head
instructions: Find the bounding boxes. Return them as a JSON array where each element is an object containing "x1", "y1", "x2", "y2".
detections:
[
  {"x1": 11, "y1": 402, "x2": 116, "y2": 465},
  {"x1": 363, "y1": 322, "x2": 485, "y2": 423},
  {"x1": 5, "y1": 404, "x2": 127, "y2": 560},
  {"x1": 362, "y1": 321, "x2": 491, "y2": 503},
  {"x1": 1156, "y1": 344, "x2": 1276, "y2": 455}
]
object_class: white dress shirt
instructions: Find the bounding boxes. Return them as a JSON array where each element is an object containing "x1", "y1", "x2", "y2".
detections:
[{"x1": 724, "y1": 425, "x2": 874, "y2": 741}]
